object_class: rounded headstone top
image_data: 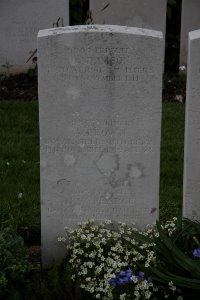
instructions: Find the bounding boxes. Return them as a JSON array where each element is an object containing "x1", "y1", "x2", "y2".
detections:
[
  {"x1": 38, "y1": 25, "x2": 163, "y2": 39},
  {"x1": 189, "y1": 29, "x2": 200, "y2": 41}
]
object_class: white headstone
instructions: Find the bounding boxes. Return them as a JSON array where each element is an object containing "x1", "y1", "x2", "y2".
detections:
[
  {"x1": 38, "y1": 25, "x2": 164, "y2": 265},
  {"x1": 90, "y1": 0, "x2": 167, "y2": 34},
  {"x1": 183, "y1": 29, "x2": 200, "y2": 220},
  {"x1": 180, "y1": 0, "x2": 200, "y2": 67},
  {"x1": 0, "y1": 0, "x2": 69, "y2": 74}
]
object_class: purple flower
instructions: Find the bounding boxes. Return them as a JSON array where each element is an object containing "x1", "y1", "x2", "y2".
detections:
[
  {"x1": 193, "y1": 247, "x2": 200, "y2": 258},
  {"x1": 136, "y1": 271, "x2": 144, "y2": 280},
  {"x1": 109, "y1": 268, "x2": 133, "y2": 287}
]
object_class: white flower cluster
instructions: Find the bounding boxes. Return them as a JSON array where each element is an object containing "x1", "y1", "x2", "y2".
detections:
[
  {"x1": 179, "y1": 65, "x2": 186, "y2": 71},
  {"x1": 131, "y1": 275, "x2": 153, "y2": 299},
  {"x1": 162, "y1": 217, "x2": 178, "y2": 237},
  {"x1": 59, "y1": 220, "x2": 156, "y2": 299},
  {"x1": 59, "y1": 219, "x2": 182, "y2": 299}
]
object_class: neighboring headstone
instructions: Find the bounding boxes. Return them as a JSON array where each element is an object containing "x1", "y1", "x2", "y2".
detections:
[
  {"x1": 90, "y1": 0, "x2": 167, "y2": 34},
  {"x1": 0, "y1": 0, "x2": 69, "y2": 74},
  {"x1": 183, "y1": 29, "x2": 200, "y2": 220},
  {"x1": 180, "y1": 0, "x2": 200, "y2": 67},
  {"x1": 38, "y1": 25, "x2": 164, "y2": 265}
]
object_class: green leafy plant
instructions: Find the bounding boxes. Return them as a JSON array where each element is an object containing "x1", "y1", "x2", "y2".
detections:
[
  {"x1": 140, "y1": 218, "x2": 200, "y2": 299},
  {"x1": 0, "y1": 225, "x2": 32, "y2": 299}
]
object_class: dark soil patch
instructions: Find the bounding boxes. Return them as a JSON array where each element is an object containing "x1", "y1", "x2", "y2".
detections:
[
  {"x1": 163, "y1": 72, "x2": 186, "y2": 103},
  {"x1": 28, "y1": 245, "x2": 41, "y2": 265},
  {"x1": 0, "y1": 69, "x2": 38, "y2": 101}
]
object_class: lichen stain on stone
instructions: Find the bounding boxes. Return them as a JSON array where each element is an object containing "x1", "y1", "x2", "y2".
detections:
[
  {"x1": 128, "y1": 163, "x2": 144, "y2": 179},
  {"x1": 104, "y1": 191, "x2": 113, "y2": 200},
  {"x1": 78, "y1": 142, "x2": 85, "y2": 149},
  {"x1": 66, "y1": 87, "x2": 80, "y2": 100},
  {"x1": 109, "y1": 176, "x2": 127, "y2": 189},
  {"x1": 64, "y1": 154, "x2": 76, "y2": 166},
  {"x1": 95, "y1": 152, "x2": 119, "y2": 178}
]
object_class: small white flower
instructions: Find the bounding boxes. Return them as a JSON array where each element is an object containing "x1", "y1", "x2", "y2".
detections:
[
  {"x1": 179, "y1": 65, "x2": 186, "y2": 71},
  {"x1": 71, "y1": 274, "x2": 75, "y2": 280},
  {"x1": 134, "y1": 290, "x2": 140, "y2": 297},
  {"x1": 131, "y1": 275, "x2": 138, "y2": 283},
  {"x1": 86, "y1": 277, "x2": 91, "y2": 282},
  {"x1": 18, "y1": 192, "x2": 23, "y2": 199},
  {"x1": 6, "y1": 162, "x2": 10, "y2": 166},
  {"x1": 119, "y1": 293, "x2": 127, "y2": 300},
  {"x1": 58, "y1": 236, "x2": 67, "y2": 243},
  {"x1": 105, "y1": 219, "x2": 112, "y2": 224},
  {"x1": 145, "y1": 290, "x2": 152, "y2": 299},
  {"x1": 169, "y1": 281, "x2": 176, "y2": 292}
]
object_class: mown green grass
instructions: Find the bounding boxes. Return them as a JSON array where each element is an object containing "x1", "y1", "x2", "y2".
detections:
[
  {"x1": 160, "y1": 103, "x2": 185, "y2": 222},
  {"x1": 0, "y1": 101, "x2": 40, "y2": 227},
  {"x1": 0, "y1": 101, "x2": 185, "y2": 228}
]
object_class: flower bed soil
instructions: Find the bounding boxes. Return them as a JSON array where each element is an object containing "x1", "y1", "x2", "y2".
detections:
[{"x1": 0, "y1": 72, "x2": 38, "y2": 101}]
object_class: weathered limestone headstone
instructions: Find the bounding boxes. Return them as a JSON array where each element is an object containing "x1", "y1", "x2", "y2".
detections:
[
  {"x1": 180, "y1": 0, "x2": 200, "y2": 66},
  {"x1": 38, "y1": 25, "x2": 164, "y2": 265},
  {"x1": 0, "y1": 0, "x2": 69, "y2": 74},
  {"x1": 183, "y1": 29, "x2": 200, "y2": 220},
  {"x1": 90, "y1": 0, "x2": 167, "y2": 34}
]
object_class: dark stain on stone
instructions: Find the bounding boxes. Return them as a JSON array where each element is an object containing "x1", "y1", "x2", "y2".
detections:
[
  {"x1": 57, "y1": 178, "x2": 71, "y2": 186},
  {"x1": 151, "y1": 208, "x2": 157, "y2": 214}
]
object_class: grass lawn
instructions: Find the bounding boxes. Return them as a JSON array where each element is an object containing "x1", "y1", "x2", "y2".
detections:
[
  {"x1": 160, "y1": 102, "x2": 185, "y2": 222},
  {"x1": 0, "y1": 101, "x2": 185, "y2": 229},
  {"x1": 0, "y1": 101, "x2": 40, "y2": 228}
]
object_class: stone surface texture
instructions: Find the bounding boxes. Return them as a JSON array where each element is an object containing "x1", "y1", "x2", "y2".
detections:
[
  {"x1": 180, "y1": 0, "x2": 200, "y2": 66},
  {"x1": 90, "y1": 0, "x2": 167, "y2": 34},
  {"x1": 38, "y1": 25, "x2": 164, "y2": 265},
  {"x1": 183, "y1": 29, "x2": 200, "y2": 220},
  {"x1": 0, "y1": 0, "x2": 69, "y2": 74}
]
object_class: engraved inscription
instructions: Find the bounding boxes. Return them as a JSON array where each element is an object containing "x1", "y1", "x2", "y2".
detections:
[
  {"x1": 41, "y1": 135, "x2": 153, "y2": 154},
  {"x1": 50, "y1": 46, "x2": 154, "y2": 82},
  {"x1": 41, "y1": 116, "x2": 154, "y2": 154}
]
